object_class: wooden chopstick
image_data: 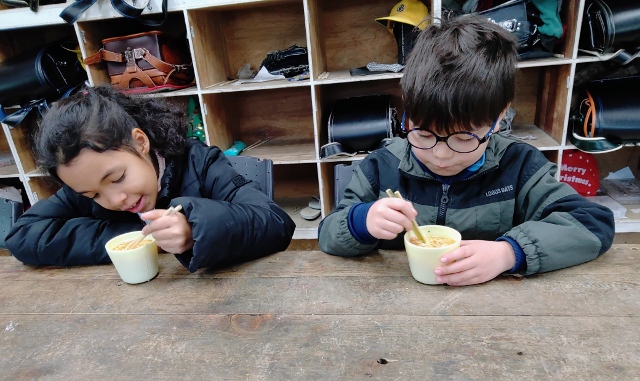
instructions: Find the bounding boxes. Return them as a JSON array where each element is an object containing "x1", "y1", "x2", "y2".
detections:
[
  {"x1": 243, "y1": 137, "x2": 270, "y2": 152},
  {"x1": 124, "y1": 205, "x2": 183, "y2": 250},
  {"x1": 385, "y1": 189, "x2": 427, "y2": 244}
]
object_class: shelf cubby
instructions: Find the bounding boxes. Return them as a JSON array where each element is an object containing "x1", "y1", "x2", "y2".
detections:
[
  {"x1": 0, "y1": 133, "x2": 18, "y2": 178},
  {"x1": 8, "y1": 123, "x2": 37, "y2": 176},
  {"x1": 26, "y1": 176, "x2": 60, "y2": 203},
  {"x1": 273, "y1": 163, "x2": 321, "y2": 239},
  {"x1": 202, "y1": 86, "x2": 314, "y2": 163},
  {"x1": 308, "y1": 0, "x2": 406, "y2": 78},
  {"x1": 187, "y1": 0, "x2": 308, "y2": 90},
  {"x1": 0, "y1": 0, "x2": 638, "y2": 236},
  {"x1": 0, "y1": 23, "x2": 75, "y2": 63},
  {"x1": 315, "y1": 78, "x2": 402, "y2": 149},
  {"x1": 76, "y1": 11, "x2": 190, "y2": 88}
]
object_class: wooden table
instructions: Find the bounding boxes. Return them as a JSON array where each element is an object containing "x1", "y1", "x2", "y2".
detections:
[{"x1": 1, "y1": 245, "x2": 639, "y2": 380}]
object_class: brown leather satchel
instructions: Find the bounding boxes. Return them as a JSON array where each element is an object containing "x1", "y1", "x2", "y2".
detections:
[{"x1": 84, "y1": 31, "x2": 195, "y2": 94}]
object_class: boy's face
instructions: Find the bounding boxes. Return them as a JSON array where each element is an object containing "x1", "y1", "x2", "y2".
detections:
[
  {"x1": 407, "y1": 119, "x2": 500, "y2": 177},
  {"x1": 56, "y1": 129, "x2": 159, "y2": 213}
]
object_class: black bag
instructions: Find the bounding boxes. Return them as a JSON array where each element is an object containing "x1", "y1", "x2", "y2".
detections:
[
  {"x1": 579, "y1": 0, "x2": 640, "y2": 63},
  {"x1": 478, "y1": 0, "x2": 554, "y2": 59},
  {"x1": 0, "y1": 41, "x2": 87, "y2": 126},
  {"x1": 1, "y1": 0, "x2": 63, "y2": 12},
  {"x1": 393, "y1": 22, "x2": 420, "y2": 65},
  {"x1": 320, "y1": 94, "x2": 397, "y2": 159},
  {"x1": 59, "y1": 0, "x2": 167, "y2": 27},
  {"x1": 259, "y1": 45, "x2": 309, "y2": 78},
  {"x1": 570, "y1": 76, "x2": 640, "y2": 153}
]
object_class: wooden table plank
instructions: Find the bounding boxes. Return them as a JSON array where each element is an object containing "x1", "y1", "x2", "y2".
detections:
[
  {"x1": 1, "y1": 245, "x2": 639, "y2": 380},
  {"x1": 1, "y1": 245, "x2": 638, "y2": 281},
  {"x1": 0, "y1": 246, "x2": 638, "y2": 317},
  {"x1": 0, "y1": 273, "x2": 638, "y2": 317},
  {"x1": 2, "y1": 315, "x2": 638, "y2": 380}
]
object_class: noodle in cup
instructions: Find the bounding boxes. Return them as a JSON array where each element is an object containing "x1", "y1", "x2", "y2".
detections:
[
  {"x1": 403, "y1": 225, "x2": 461, "y2": 285},
  {"x1": 105, "y1": 231, "x2": 159, "y2": 284}
]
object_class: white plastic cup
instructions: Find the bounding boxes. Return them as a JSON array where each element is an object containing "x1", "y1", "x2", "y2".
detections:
[
  {"x1": 105, "y1": 231, "x2": 159, "y2": 284},
  {"x1": 403, "y1": 225, "x2": 462, "y2": 285}
]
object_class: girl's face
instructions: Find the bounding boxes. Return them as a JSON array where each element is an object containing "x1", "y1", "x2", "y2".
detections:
[{"x1": 56, "y1": 129, "x2": 159, "y2": 213}]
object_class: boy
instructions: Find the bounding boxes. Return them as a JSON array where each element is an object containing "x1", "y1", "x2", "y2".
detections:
[{"x1": 318, "y1": 14, "x2": 615, "y2": 286}]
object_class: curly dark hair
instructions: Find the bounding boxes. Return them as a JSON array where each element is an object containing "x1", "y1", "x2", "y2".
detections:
[
  {"x1": 35, "y1": 84, "x2": 188, "y2": 176},
  {"x1": 401, "y1": 14, "x2": 518, "y2": 134}
]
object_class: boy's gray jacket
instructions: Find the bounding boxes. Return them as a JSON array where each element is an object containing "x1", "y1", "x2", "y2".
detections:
[
  {"x1": 6, "y1": 141, "x2": 295, "y2": 272},
  {"x1": 319, "y1": 136, "x2": 615, "y2": 275}
]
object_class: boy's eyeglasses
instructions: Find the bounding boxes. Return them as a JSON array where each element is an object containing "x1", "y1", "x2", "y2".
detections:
[{"x1": 403, "y1": 117, "x2": 497, "y2": 154}]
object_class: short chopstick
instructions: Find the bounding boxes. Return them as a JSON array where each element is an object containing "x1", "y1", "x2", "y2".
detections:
[
  {"x1": 124, "y1": 205, "x2": 183, "y2": 250},
  {"x1": 385, "y1": 189, "x2": 427, "y2": 244},
  {"x1": 243, "y1": 137, "x2": 270, "y2": 151}
]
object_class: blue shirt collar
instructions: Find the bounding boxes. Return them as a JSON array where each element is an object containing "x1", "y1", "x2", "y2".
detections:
[{"x1": 411, "y1": 150, "x2": 486, "y2": 183}]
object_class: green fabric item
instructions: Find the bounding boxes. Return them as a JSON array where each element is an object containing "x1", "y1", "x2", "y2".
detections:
[
  {"x1": 186, "y1": 96, "x2": 205, "y2": 143},
  {"x1": 531, "y1": 0, "x2": 563, "y2": 38}
]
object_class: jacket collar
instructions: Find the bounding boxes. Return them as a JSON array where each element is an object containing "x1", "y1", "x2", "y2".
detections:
[
  {"x1": 156, "y1": 153, "x2": 180, "y2": 209},
  {"x1": 387, "y1": 135, "x2": 516, "y2": 179}
]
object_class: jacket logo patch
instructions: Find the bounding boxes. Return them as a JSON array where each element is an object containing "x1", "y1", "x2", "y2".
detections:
[
  {"x1": 232, "y1": 174, "x2": 248, "y2": 187},
  {"x1": 485, "y1": 184, "x2": 514, "y2": 197}
]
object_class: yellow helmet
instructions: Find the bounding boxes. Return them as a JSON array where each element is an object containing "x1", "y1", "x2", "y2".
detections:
[{"x1": 375, "y1": 0, "x2": 430, "y2": 34}]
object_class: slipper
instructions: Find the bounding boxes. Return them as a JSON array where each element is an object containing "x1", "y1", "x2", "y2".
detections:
[
  {"x1": 300, "y1": 207, "x2": 321, "y2": 221},
  {"x1": 308, "y1": 198, "x2": 321, "y2": 210}
]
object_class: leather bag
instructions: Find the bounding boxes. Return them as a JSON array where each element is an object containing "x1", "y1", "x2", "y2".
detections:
[
  {"x1": 570, "y1": 76, "x2": 640, "y2": 153},
  {"x1": 580, "y1": 0, "x2": 640, "y2": 55},
  {"x1": 83, "y1": 31, "x2": 195, "y2": 94},
  {"x1": 0, "y1": 41, "x2": 87, "y2": 126},
  {"x1": 320, "y1": 94, "x2": 397, "y2": 159},
  {"x1": 478, "y1": 0, "x2": 553, "y2": 59}
]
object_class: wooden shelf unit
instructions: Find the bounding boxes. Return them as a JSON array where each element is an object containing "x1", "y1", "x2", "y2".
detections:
[{"x1": 1, "y1": 0, "x2": 639, "y2": 238}]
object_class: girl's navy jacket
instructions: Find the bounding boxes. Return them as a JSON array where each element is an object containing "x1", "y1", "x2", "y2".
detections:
[{"x1": 6, "y1": 141, "x2": 296, "y2": 272}]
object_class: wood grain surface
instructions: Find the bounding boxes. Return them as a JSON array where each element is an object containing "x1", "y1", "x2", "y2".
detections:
[{"x1": 1, "y1": 245, "x2": 639, "y2": 380}]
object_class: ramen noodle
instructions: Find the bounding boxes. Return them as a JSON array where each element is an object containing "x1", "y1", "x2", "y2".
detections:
[
  {"x1": 112, "y1": 239, "x2": 153, "y2": 251},
  {"x1": 409, "y1": 235, "x2": 456, "y2": 248}
]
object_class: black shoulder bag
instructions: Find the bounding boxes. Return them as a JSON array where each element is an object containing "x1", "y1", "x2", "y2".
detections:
[
  {"x1": 579, "y1": 0, "x2": 640, "y2": 65},
  {"x1": 570, "y1": 76, "x2": 640, "y2": 153},
  {"x1": 478, "y1": 0, "x2": 556, "y2": 60},
  {"x1": 0, "y1": 41, "x2": 87, "y2": 126},
  {"x1": 320, "y1": 94, "x2": 398, "y2": 159},
  {"x1": 1, "y1": 0, "x2": 64, "y2": 12},
  {"x1": 59, "y1": 0, "x2": 167, "y2": 26}
]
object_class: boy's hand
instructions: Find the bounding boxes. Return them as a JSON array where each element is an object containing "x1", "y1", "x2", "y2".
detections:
[
  {"x1": 140, "y1": 208, "x2": 194, "y2": 254},
  {"x1": 365, "y1": 198, "x2": 417, "y2": 240},
  {"x1": 433, "y1": 240, "x2": 516, "y2": 286}
]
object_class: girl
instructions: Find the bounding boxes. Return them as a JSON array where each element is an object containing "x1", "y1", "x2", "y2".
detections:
[{"x1": 6, "y1": 85, "x2": 296, "y2": 272}]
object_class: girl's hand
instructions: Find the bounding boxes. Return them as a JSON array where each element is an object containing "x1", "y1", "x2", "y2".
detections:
[
  {"x1": 365, "y1": 197, "x2": 417, "y2": 240},
  {"x1": 140, "y1": 208, "x2": 194, "y2": 254},
  {"x1": 433, "y1": 240, "x2": 516, "y2": 286}
]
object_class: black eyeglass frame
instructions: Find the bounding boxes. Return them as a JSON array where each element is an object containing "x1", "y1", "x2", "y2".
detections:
[{"x1": 402, "y1": 116, "x2": 498, "y2": 154}]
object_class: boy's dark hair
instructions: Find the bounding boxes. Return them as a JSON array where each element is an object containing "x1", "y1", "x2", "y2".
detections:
[
  {"x1": 35, "y1": 84, "x2": 189, "y2": 176},
  {"x1": 400, "y1": 14, "x2": 518, "y2": 134}
]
